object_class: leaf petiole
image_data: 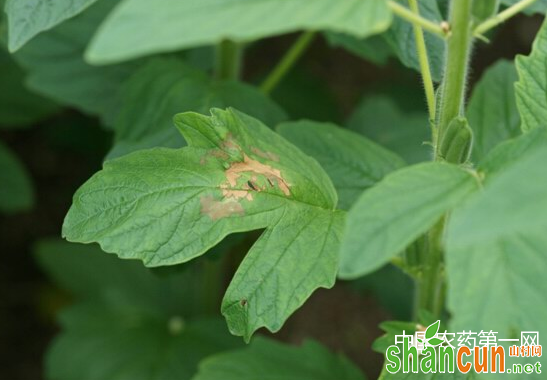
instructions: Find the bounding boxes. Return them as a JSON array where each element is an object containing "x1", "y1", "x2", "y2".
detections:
[
  {"x1": 388, "y1": 0, "x2": 449, "y2": 39},
  {"x1": 474, "y1": 0, "x2": 540, "y2": 38}
]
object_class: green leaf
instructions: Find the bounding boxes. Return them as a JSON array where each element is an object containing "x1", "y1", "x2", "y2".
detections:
[
  {"x1": 500, "y1": 0, "x2": 547, "y2": 15},
  {"x1": 13, "y1": 0, "x2": 139, "y2": 127},
  {"x1": 446, "y1": 148, "x2": 547, "y2": 340},
  {"x1": 477, "y1": 126, "x2": 547, "y2": 178},
  {"x1": 467, "y1": 60, "x2": 520, "y2": 161},
  {"x1": 515, "y1": 17, "x2": 547, "y2": 132},
  {"x1": 424, "y1": 320, "x2": 439, "y2": 339},
  {"x1": 325, "y1": 32, "x2": 392, "y2": 65},
  {"x1": 372, "y1": 320, "x2": 417, "y2": 354},
  {"x1": 347, "y1": 95, "x2": 431, "y2": 164},
  {"x1": 5, "y1": 0, "x2": 99, "y2": 52},
  {"x1": 339, "y1": 163, "x2": 479, "y2": 279},
  {"x1": 192, "y1": 337, "x2": 365, "y2": 380},
  {"x1": 109, "y1": 58, "x2": 287, "y2": 159},
  {"x1": 0, "y1": 49, "x2": 58, "y2": 128},
  {"x1": 63, "y1": 108, "x2": 344, "y2": 341},
  {"x1": 383, "y1": 0, "x2": 445, "y2": 82},
  {"x1": 37, "y1": 240, "x2": 243, "y2": 380},
  {"x1": 277, "y1": 120, "x2": 405, "y2": 209},
  {"x1": 86, "y1": 0, "x2": 393, "y2": 64},
  {"x1": 0, "y1": 140, "x2": 34, "y2": 213}
]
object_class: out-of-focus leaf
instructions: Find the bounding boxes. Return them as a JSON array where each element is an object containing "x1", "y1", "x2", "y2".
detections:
[
  {"x1": 467, "y1": 60, "x2": 520, "y2": 162},
  {"x1": 63, "y1": 108, "x2": 344, "y2": 342},
  {"x1": 339, "y1": 163, "x2": 479, "y2": 279},
  {"x1": 0, "y1": 49, "x2": 58, "y2": 128},
  {"x1": 501, "y1": 0, "x2": 547, "y2": 15},
  {"x1": 277, "y1": 120, "x2": 405, "y2": 209},
  {"x1": 515, "y1": 17, "x2": 547, "y2": 132},
  {"x1": 13, "y1": 0, "x2": 138, "y2": 127},
  {"x1": 36, "y1": 239, "x2": 243, "y2": 380},
  {"x1": 192, "y1": 337, "x2": 365, "y2": 380},
  {"x1": 0, "y1": 140, "x2": 34, "y2": 213},
  {"x1": 347, "y1": 95, "x2": 431, "y2": 164},
  {"x1": 86, "y1": 0, "x2": 393, "y2": 64},
  {"x1": 325, "y1": 31, "x2": 392, "y2": 65},
  {"x1": 108, "y1": 58, "x2": 287, "y2": 159},
  {"x1": 447, "y1": 148, "x2": 547, "y2": 350},
  {"x1": 5, "y1": 0, "x2": 99, "y2": 52}
]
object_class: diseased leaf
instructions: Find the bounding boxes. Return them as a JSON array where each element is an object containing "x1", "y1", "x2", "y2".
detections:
[
  {"x1": 277, "y1": 120, "x2": 405, "y2": 209},
  {"x1": 86, "y1": 0, "x2": 393, "y2": 64},
  {"x1": 0, "y1": 140, "x2": 34, "y2": 213},
  {"x1": 192, "y1": 337, "x2": 365, "y2": 380},
  {"x1": 63, "y1": 108, "x2": 344, "y2": 341},
  {"x1": 5, "y1": 0, "x2": 99, "y2": 52},
  {"x1": 347, "y1": 95, "x2": 431, "y2": 164},
  {"x1": 339, "y1": 163, "x2": 479, "y2": 279},
  {"x1": 467, "y1": 60, "x2": 520, "y2": 161},
  {"x1": 109, "y1": 58, "x2": 287, "y2": 159},
  {"x1": 0, "y1": 49, "x2": 58, "y2": 128},
  {"x1": 515, "y1": 17, "x2": 547, "y2": 132},
  {"x1": 13, "y1": 0, "x2": 138, "y2": 127},
  {"x1": 36, "y1": 240, "x2": 243, "y2": 380},
  {"x1": 446, "y1": 148, "x2": 547, "y2": 341}
]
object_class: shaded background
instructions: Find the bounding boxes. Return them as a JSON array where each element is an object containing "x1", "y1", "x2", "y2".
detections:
[{"x1": 0, "y1": 13, "x2": 542, "y2": 380}]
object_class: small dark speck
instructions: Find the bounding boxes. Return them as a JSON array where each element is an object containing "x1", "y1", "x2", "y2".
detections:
[
  {"x1": 247, "y1": 181, "x2": 257, "y2": 191},
  {"x1": 240, "y1": 299, "x2": 248, "y2": 307}
]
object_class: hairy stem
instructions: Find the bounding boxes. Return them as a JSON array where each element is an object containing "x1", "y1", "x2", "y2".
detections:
[
  {"x1": 388, "y1": 0, "x2": 449, "y2": 38},
  {"x1": 474, "y1": 0, "x2": 540, "y2": 37},
  {"x1": 437, "y1": 0, "x2": 474, "y2": 150},
  {"x1": 260, "y1": 31, "x2": 315, "y2": 94},
  {"x1": 215, "y1": 40, "x2": 242, "y2": 81},
  {"x1": 408, "y1": 0, "x2": 436, "y2": 122}
]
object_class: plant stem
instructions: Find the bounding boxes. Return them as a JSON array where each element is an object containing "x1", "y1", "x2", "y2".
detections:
[
  {"x1": 388, "y1": 0, "x2": 449, "y2": 39},
  {"x1": 474, "y1": 0, "x2": 540, "y2": 37},
  {"x1": 215, "y1": 40, "x2": 242, "y2": 81},
  {"x1": 437, "y1": 0, "x2": 474, "y2": 149},
  {"x1": 260, "y1": 31, "x2": 316, "y2": 94},
  {"x1": 408, "y1": 0, "x2": 436, "y2": 122}
]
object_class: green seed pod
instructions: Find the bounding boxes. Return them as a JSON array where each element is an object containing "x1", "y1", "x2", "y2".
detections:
[
  {"x1": 472, "y1": 0, "x2": 499, "y2": 23},
  {"x1": 439, "y1": 117, "x2": 473, "y2": 164}
]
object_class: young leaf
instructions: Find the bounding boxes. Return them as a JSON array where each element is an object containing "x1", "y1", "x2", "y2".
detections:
[
  {"x1": 0, "y1": 50, "x2": 58, "y2": 128},
  {"x1": 277, "y1": 120, "x2": 405, "y2": 209},
  {"x1": 0, "y1": 140, "x2": 34, "y2": 213},
  {"x1": 425, "y1": 320, "x2": 440, "y2": 339},
  {"x1": 339, "y1": 163, "x2": 479, "y2": 279},
  {"x1": 5, "y1": 0, "x2": 99, "y2": 52},
  {"x1": 446, "y1": 148, "x2": 547, "y2": 339},
  {"x1": 63, "y1": 108, "x2": 344, "y2": 341},
  {"x1": 13, "y1": 0, "x2": 139, "y2": 127},
  {"x1": 109, "y1": 58, "x2": 287, "y2": 159},
  {"x1": 36, "y1": 240, "x2": 243, "y2": 380},
  {"x1": 192, "y1": 337, "x2": 365, "y2": 380},
  {"x1": 85, "y1": 0, "x2": 393, "y2": 64},
  {"x1": 515, "y1": 17, "x2": 547, "y2": 132},
  {"x1": 347, "y1": 95, "x2": 431, "y2": 164},
  {"x1": 467, "y1": 60, "x2": 520, "y2": 162}
]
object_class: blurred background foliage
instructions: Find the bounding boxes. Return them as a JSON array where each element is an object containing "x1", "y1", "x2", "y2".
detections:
[{"x1": 0, "y1": 0, "x2": 543, "y2": 378}]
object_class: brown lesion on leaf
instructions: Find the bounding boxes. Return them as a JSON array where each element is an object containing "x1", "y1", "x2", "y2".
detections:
[
  {"x1": 251, "y1": 147, "x2": 280, "y2": 162},
  {"x1": 225, "y1": 154, "x2": 290, "y2": 196},
  {"x1": 200, "y1": 195, "x2": 244, "y2": 220}
]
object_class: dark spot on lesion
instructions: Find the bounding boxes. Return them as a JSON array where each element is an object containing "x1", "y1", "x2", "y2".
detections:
[
  {"x1": 240, "y1": 299, "x2": 248, "y2": 307},
  {"x1": 247, "y1": 180, "x2": 258, "y2": 191},
  {"x1": 267, "y1": 178, "x2": 274, "y2": 187}
]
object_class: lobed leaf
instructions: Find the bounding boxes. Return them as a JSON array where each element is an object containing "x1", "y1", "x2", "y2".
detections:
[
  {"x1": 339, "y1": 163, "x2": 479, "y2": 279},
  {"x1": 63, "y1": 108, "x2": 344, "y2": 340},
  {"x1": 277, "y1": 120, "x2": 405, "y2": 209},
  {"x1": 85, "y1": 0, "x2": 393, "y2": 64}
]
